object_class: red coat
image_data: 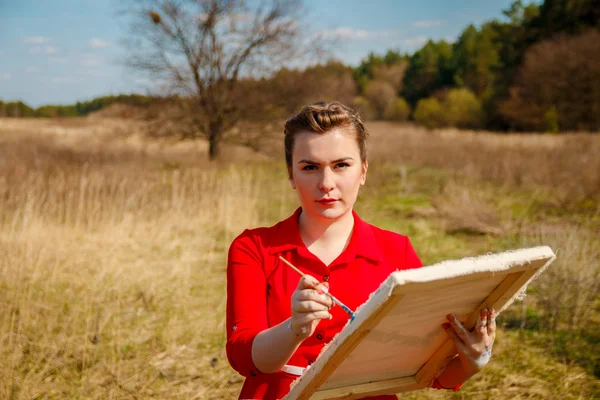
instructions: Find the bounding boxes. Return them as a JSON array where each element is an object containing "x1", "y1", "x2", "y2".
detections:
[{"x1": 226, "y1": 208, "x2": 455, "y2": 399}]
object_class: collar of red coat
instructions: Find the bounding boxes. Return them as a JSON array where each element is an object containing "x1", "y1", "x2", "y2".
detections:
[{"x1": 267, "y1": 207, "x2": 383, "y2": 264}]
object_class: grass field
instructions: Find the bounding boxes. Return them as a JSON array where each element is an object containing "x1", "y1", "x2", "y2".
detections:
[{"x1": 0, "y1": 117, "x2": 598, "y2": 399}]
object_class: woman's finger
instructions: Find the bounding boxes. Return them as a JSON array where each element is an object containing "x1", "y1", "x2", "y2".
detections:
[
  {"x1": 293, "y1": 300, "x2": 329, "y2": 313},
  {"x1": 487, "y1": 308, "x2": 497, "y2": 338},
  {"x1": 447, "y1": 313, "x2": 472, "y2": 344},
  {"x1": 297, "y1": 289, "x2": 333, "y2": 308},
  {"x1": 443, "y1": 323, "x2": 469, "y2": 354},
  {"x1": 475, "y1": 308, "x2": 488, "y2": 335},
  {"x1": 294, "y1": 310, "x2": 332, "y2": 325},
  {"x1": 443, "y1": 322, "x2": 492, "y2": 373},
  {"x1": 298, "y1": 275, "x2": 328, "y2": 294}
]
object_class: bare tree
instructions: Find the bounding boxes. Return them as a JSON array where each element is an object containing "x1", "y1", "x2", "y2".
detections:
[{"x1": 122, "y1": 0, "x2": 312, "y2": 159}]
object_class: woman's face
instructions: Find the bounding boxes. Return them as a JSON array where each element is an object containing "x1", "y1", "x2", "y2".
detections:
[{"x1": 290, "y1": 127, "x2": 367, "y2": 221}]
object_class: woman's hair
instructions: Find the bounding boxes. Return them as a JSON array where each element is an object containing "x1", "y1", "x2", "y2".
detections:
[{"x1": 283, "y1": 101, "x2": 368, "y2": 177}]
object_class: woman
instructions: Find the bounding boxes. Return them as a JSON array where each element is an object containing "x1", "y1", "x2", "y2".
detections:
[{"x1": 226, "y1": 102, "x2": 496, "y2": 399}]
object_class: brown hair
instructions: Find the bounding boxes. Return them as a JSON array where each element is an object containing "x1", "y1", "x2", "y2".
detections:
[{"x1": 283, "y1": 101, "x2": 369, "y2": 177}]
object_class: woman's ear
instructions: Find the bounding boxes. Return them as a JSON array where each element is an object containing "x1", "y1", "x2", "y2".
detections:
[
  {"x1": 288, "y1": 167, "x2": 296, "y2": 189},
  {"x1": 360, "y1": 160, "x2": 368, "y2": 186}
]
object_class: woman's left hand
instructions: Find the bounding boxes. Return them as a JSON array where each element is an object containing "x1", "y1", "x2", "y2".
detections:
[{"x1": 442, "y1": 308, "x2": 497, "y2": 376}]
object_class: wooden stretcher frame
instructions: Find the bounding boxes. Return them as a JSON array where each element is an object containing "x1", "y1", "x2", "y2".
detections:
[{"x1": 283, "y1": 246, "x2": 556, "y2": 400}]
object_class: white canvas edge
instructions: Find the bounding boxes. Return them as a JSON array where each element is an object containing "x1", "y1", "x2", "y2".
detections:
[{"x1": 284, "y1": 246, "x2": 556, "y2": 399}]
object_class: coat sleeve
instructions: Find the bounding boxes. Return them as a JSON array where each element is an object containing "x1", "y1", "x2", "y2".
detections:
[
  {"x1": 404, "y1": 237, "x2": 423, "y2": 270},
  {"x1": 226, "y1": 230, "x2": 269, "y2": 378},
  {"x1": 431, "y1": 378, "x2": 462, "y2": 391}
]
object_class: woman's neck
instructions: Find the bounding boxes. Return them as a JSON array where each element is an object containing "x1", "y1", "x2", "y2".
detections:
[{"x1": 298, "y1": 208, "x2": 355, "y2": 248}]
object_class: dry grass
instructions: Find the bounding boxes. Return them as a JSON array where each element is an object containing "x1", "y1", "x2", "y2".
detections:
[
  {"x1": 0, "y1": 118, "x2": 295, "y2": 398},
  {"x1": 0, "y1": 164, "x2": 291, "y2": 398},
  {"x1": 402, "y1": 330, "x2": 600, "y2": 400},
  {"x1": 368, "y1": 122, "x2": 600, "y2": 209},
  {"x1": 431, "y1": 182, "x2": 505, "y2": 235},
  {"x1": 0, "y1": 117, "x2": 598, "y2": 399},
  {"x1": 518, "y1": 226, "x2": 600, "y2": 332}
]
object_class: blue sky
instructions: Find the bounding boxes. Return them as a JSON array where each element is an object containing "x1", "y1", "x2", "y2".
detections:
[{"x1": 0, "y1": 0, "x2": 517, "y2": 107}]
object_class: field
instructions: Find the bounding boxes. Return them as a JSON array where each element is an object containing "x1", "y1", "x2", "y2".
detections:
[{"x1": 0, "y1": 117, "x2": 598, "y2": 399}]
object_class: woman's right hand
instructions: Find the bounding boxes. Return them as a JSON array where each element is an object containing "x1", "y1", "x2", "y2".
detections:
[{"x1": 290, "y1": 274, "x2": 333, "y2": 339}]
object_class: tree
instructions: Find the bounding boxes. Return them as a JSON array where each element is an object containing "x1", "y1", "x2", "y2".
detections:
[
  {"x1": 452, "y1": 24, "x2": 501, "y2": 100},
  {"x1": 122, "y1": 0, "x2": 313, "y2": 159},
  {"x1": 353, "y1": 50, "x2": 408, "y2": 93},
  {"x1": 359, "y1": 56, "x2": 409, "y2": 119},
  {"x1": 413, "y1": 97, "x2": 444, "y2": 129},
  {"x1": 364, "y1": 80, "x2": 396, "y2": 119},
  {"x1": 484, "y1": 1, "x2": 540, "y2": 129},
  {"x1": 2, "y1": 101, "x2": 36, "y2": 118},
  {"x1": 442, "y1": 88, "x2": 483, "y2": 129},
  {"x1": 351, "y1": 96, "x2": 376, "y2": 121},
  {"x1": 260, "y1": 61, "x2": 358, "y2": 120},
  {"x1": 402, "y1": 40, "x2": 454, "y2": 105},
  {"x1": 528, "y1": 0, "x2": 600, "y2": 40},
  {"x1": 373, "y1": 62, "x2": 407, "y2": 93},
  {"x1": 500, "y1": 30, "x2": 600, "y2": 131},
  {"x1": 354, "y1": 52, "x2": 383, "y2": 93},
  {"x1": 383, "y1": 97, "x2": 410, "y2": 121}
]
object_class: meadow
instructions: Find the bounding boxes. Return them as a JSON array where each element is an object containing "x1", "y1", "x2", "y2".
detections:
[{"x1": 0, "y1": 117, "x2": 598, "y2": 399}]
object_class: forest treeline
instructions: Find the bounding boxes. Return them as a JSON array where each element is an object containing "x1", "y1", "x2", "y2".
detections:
[
  {"x1": 2, "y1": 0, "x2": 599, "y2": 132},
  {"x1": 0, "y1": 94, "x2": 154, "y2": 119}
]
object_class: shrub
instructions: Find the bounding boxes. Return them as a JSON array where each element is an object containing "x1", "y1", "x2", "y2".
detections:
[
  {"x1": 364, "y1": 80, "x2": 396, "y2": 119},
  {"x1": 413, "y1": 97, "x2": 444, "y2": 128},
  {"x1": 442, "y1": 87, "x2": 483, "y2": 129},
  {"x1": 383, "y1": 97, "x2": 411, "y2": 121},
  {"x1": 352, "y1": 96, "x2": 376, "y2": 121},
  {"x1": 544, "y1": 106, "x2": 560, "y2": 133}
]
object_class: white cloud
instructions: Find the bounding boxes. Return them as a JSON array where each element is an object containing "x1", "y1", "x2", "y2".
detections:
[
  {"x1": 134, "y1": 77, "x2": 151, "y2": 85},
  {"x1": 319, "y1": 27, "x2": 401, "y2": 40},
  {"x1": 52, "y1": 77, "x2": 82, "y2": 84},
  {"x1": 22, "y1": 36, "x2": 52, "y2": 44},
  {"x1": 90, "y1": 38, "x2": 112, "y2": 48},
  {"x1": 49, "y1": 57, "x2": 68, "y2": 64},
  {"x1": 1, "y1": 72, "x2": 12, "y2": 80},
  {"x1": 29, "y1": 45, "x2": 60, "y2": 55},
  {"x1": 413, "y1": 20, "x2": 446, "y2": 29},
  {"x1": 45, "y1": 46, "x2": 59, "y2": 54},
  {"x1": 77, "y1": 69, "x2": 104, "y2": 77},
  {"x1": 402, "y1": 36, "x2": 429, "y2": 47},
  {"x1": 81, "y1": 54, "x2": 103, "y2": 67}
]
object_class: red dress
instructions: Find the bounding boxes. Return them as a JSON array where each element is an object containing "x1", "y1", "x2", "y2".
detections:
[{"x1": 226, "y1": 208, "x2": 457, "y2": 399}]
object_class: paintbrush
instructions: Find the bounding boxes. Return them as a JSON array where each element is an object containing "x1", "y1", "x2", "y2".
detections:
[{"x1": 278, "y1": 256, "x2": 356, "y2": 321}]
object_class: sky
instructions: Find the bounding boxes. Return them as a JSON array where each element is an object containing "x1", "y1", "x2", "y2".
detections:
[{"x1": 0, "y1": 0, "x2": 517, "y2": 107}]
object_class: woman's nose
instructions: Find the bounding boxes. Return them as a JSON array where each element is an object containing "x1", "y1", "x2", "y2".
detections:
[{"x1": 319, "y1": 168, "x2": 335, "y2": 192}]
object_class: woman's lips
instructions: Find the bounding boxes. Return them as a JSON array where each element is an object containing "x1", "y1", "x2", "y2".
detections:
[{"x1": 317, "y1": 198, "x2": 338, "y2": 205}]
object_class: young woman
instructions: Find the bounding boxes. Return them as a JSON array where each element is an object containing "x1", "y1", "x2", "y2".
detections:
[{"x1": 226, "y1": 102, "x2": 496, "y2": 399}]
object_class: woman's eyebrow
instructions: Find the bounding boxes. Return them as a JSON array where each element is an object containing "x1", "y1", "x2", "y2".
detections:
[
  {"x1": 297, "y1": 159, "x2": 319, "y2": 165},
  {"x1": 331, "y1": 157, "x2": 354, "y2": 163},
  {"x1": 297, "y1": 157, "x2": 354, "y2": 165}
]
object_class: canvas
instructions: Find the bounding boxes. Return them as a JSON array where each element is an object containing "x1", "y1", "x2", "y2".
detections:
[{"x1": 283, "y1": 246, "x2": 556, "y2": 400}]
